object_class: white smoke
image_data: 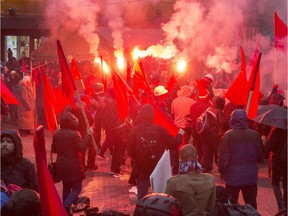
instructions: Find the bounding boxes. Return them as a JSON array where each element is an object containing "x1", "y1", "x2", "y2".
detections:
[{"x1": 45, "y1": 0, "x2": 100, "y2": 56}]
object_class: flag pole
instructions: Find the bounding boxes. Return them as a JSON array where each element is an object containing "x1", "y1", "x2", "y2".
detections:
[
  {"x1": 57, "y1": 40, "x2": 98, "y2": 150},
  {"x1": 245, "y1": 53, "x2": 262, "y2": 114}
]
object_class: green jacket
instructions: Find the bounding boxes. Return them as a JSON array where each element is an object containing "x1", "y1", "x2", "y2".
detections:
[{"x1": 165, "y1": 172, "x2": 216, "y2": 216}]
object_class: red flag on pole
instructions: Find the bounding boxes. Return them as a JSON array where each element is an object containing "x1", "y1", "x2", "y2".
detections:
[
  {"x1": 57, "y1": 40, "x2": 75, "y2": 108},
  {"x1": 0, "y1": 80, "x2": 19, "y2": 105},
  {"x1": 112, "y1": 70, "x2": 130, "y2": 121},
  {"x1": 33, "y1": 125, "x2": 66, "y2": 216},
  {"x1": 275, "y1": 12, "x2": 288, "y2": 48},
  {"x1": 70, "y1": 58, "x2": 82, "y2": 80},
  {"x1": 224, "y1": 47, "x2": 249, "y2": 106},
  {"x1": 245, "y1": 53, "x2": 262, "y2": 119},
  {"x1": 133, "y1": 60, "x2": 152, "y2": 97},
  {"x1": 43, "y1": 70, "x2": 58, "y2": 134}
]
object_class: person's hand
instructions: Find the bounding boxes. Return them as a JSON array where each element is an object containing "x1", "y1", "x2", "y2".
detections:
[
  {"x1": 87, "y1": 127, "x2": 94, "y2": 136},
  {"x1": 178, "y1": 128, "x2": 185, "y2": 135},
  {"x1": 273, "y1": 84, "x2": 278, "y2": 89}
]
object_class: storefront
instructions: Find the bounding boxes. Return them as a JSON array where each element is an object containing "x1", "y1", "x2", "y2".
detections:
[{"x1": 1, "y1": 16, "x2": 49, "y2": 64}]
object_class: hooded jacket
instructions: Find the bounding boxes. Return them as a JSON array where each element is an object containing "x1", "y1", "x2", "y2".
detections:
[
  {"x1": 218, "y1": 109, "x2": 261, "y2": 186},
  {"x1": 52, "y1": 109, "x2": 92, "y2": 182},
  {"x1": 127, "y1": 104, "x2": 182, "y2": 173},
  {"x1": 1, "y1": 130, "x2": 39, "y2": 191}
]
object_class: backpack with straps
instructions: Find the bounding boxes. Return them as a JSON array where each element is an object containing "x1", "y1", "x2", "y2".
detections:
[
  {"x1": 136, "y1": 125, "x2": 164, "y2": 172},
  {"x1": 196, "y1": 108, "x2": 219, "y2": 135}
]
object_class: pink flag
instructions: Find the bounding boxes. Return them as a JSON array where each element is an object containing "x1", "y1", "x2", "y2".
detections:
[{"x1": 275, "y1": 12, "x2": 288, "y2": 48}]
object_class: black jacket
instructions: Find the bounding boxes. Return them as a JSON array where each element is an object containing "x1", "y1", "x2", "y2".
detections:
[
  {"x1": 52, "y1": 110, "x2": 92, "y2": 182},
  {"x1": 1, "y1": 130, "x2": 39, "y2": 191}
]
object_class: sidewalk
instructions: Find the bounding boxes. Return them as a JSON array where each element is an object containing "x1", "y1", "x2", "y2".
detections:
[{"x1": 1, "y1": 123, "x2": 279, "y2": 215}]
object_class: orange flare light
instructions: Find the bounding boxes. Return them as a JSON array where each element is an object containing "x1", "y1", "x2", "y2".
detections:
[{"x1": 177, "y1": 59, "x2": 187, "y2": 74}]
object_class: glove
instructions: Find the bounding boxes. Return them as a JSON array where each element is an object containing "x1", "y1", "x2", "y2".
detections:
[{"x1": 178, "y1": 128, "x2": 185, "y2": 135}]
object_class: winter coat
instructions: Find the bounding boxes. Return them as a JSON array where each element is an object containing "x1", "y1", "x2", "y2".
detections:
[
  {"x1": 1, "y1": 130, "x2": 39, "y2": 191},
  {"x1": 16, "y1": 83, "x2": 35, "y2": 130},
  {"x1": 165, "y1": 171, "x2": 216, "y2": 216},
  {"x1": 52, "y1": 110, "x2": 92, "y2": 182},
  {"x1": 127, "y1": 104, "x2": 182, "y2": 173},
  {"x1": 218, "y1": 109, "x2": 261, "y2": 186}
]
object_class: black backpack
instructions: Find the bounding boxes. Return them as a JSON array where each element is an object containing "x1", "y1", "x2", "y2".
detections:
[
  {"x1": 136, "y1": 125, "x2": 164, "y2": 172},
  {"x1": 196, "y1": 108, "x2": 219, "y2": 135}
]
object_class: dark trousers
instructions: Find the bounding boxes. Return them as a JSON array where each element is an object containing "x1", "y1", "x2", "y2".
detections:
[
  {"x1": 200, "y1": 133, "x2": 220, "y2": 171},
  {"x1": 106, "y1": 126, "x2": 128, "y2": 173},
  {"x1": 191, "y1": 128, "x2": 202, "y2": 162},
  {"x1": 62, "y1": 180, "x2": 82, "y2": 211},
  {"x1": 137, "y1": 171, "x2": 150, "y2": 200},
  {"x1": 226, "y1": 184, "x2": 258, "y2": 209}
]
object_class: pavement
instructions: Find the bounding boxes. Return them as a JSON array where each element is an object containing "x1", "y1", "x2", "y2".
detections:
[{"x1": 1, "y1": 122, "x2": 280, "y2": 216}]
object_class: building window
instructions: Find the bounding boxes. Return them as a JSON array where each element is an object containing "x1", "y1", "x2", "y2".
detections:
[{"x1": 4, "y1": 35, "x2": 30, "y2": 61}]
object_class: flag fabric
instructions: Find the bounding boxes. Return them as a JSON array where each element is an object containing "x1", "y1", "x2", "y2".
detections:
[
  {"x1": 112, "y1": 70, "x2": 130, "y2": 121},
  {"x1": 43, "y1": 69, "x2": 58, "y2": 134},
  {"x1": 133, "y1": 60, "x2": 152, "y2": 97},
  {"x1": 57, "y1": 40, "x2": 75, "y2": 108},
  {"x1": 33, "y1": 125, "x2": 67, "y2": 216},
  {"x1": 246, "y1": 53, "x2": 262, "y2": 119},
  {"x1": 0, "y1": 80, "x2": 19, "y2": 105},
  {"x1": 275, "y1": 12, "x2": 288, "y2": 48},
  {"x1": 224, "y1": 47, "x2": 249, "y2": 106},
  {"x1": 70, "y1": 58, "x2": 82, "y2": 80}
]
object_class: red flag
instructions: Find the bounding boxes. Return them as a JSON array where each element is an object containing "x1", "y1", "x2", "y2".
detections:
[
  {"x1": 0, "y1": 81, "x2": 19, "y2": 104},
  {"x1": 70, "y1": 58, "x2": 82, "y2": 80},
  {"x1": 33, "y1": 125, "x2": 67, "y2": 216},
  {"x1": 275, "y1": 12, "x2": 288, "y2": 48},
  {"x1": 112, "y1": 70, "x2": 130, "y2": 121},
  {"x1": 57, "y1": 40, "x2": 75, "y2": 108},
  {"x1": 224, "y1": 47, "x2": 249, "y2": 105},
  {"x1": 246, "y1": 53, "x2": 262, "y2": 119},
  {"x1": 43, "y1": 69, "x2": 58, "y2": 134},
  {"x1": 133, "y1": 60, "x2": 152, "y2": 97}
]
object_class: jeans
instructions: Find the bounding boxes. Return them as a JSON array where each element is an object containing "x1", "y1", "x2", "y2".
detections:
[
  {"x1": 226, "y1": 184, "x2": 258, "y2": 209},
  {"x1": 62, "y1": 180, "x2": 83, "y2": 211}
]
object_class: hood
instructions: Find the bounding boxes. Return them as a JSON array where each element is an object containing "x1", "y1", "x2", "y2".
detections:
[
  {"x1": 136, "y1": 104, "x2": 154, "y2": 126},
  {"x1": 59, "y1": 110, "x2": 79, "y2": 130},
  {"x1": 1, "y1": 129, "x2": 23, "y2": 158},
  {"x1": 229, "y1": 109, "x2": 248, "y2": 129},
  {"x1": 211, "y1": 96, "x2": 225, "y2": 110}
]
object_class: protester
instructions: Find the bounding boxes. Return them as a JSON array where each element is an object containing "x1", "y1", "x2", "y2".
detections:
[
  {"x1": 199, "y1": 96, "x2": 228, "y2": 173},
  {"x1": 264, "y1": 127, "x2": 287, "y2": 216},
  {"x1": 218, "y1": 109, "x2": 261, "y2": 209},
  {"x1": 189, "y1": 91, "x2": 211, "y2": 162},
  {"x1": 51, "y1": 106, "x2": 93, "y2": 214},
  {"x1": 128, "y1": 103, "x2": 184, "y2": 200},
  {"x1": 153, "y1": 85, "x2": 173, "y2": 119},
  {"x1": 16, "y1": 75, "x2": 36, "y2": 136},
  {"x1": 165, "y1": 144, "x2": 216, "y2": 216},
  {"x1": 1, "y1": 188, "x2": 41, "y2": 216},
  {"x1": 1, "y1": 129, "x2": 39, "y2": 191},
  {"x1": 171, "y1": 85, "x2": 195, "y2": 144},
  {"x1": 99, "y1": 88, "x2": 129, "y2": 177},
  {"x1": 133, "y1": 193, "x2": 182, "y2": 216},
  {"x1": 191, "y1": 73, "x2": 215, "y2": 101}
]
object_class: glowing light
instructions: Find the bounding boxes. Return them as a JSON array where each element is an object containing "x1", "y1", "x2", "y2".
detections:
[
  {"x1": 94, "y1": 57, "x2": 101, "y2": 64},
  {"x1": 177, "y1": 58, "x2": 187, "y2": 73},
  {"x1": 132, "y1": 47, "x2": 146, "y2": 60},
  {"x1": 102, "y1": 61, "x2": 110, "y2": 74},
  {"x1": 117, "y1": 56, "x2": 125, "y2": 71}
]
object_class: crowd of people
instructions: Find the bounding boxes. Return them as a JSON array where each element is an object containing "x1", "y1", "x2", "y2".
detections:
[{"x1": 1, "y1": 54, "x2": 287, "y2": 216}]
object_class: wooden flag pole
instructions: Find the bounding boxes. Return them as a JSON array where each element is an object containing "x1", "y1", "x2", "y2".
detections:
[{"x1": 57, "y1": 40, "x2": 98, "y2": 150}]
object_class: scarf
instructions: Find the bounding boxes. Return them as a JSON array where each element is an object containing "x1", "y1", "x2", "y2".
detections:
[{"x1": 179, "y1": 160, "x2": 202, "y2": 174}]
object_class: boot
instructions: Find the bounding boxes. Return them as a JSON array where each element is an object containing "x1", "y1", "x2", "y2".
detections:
[{"x1": 273, "y1": 185, "x2": 287, "y2": 215}]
